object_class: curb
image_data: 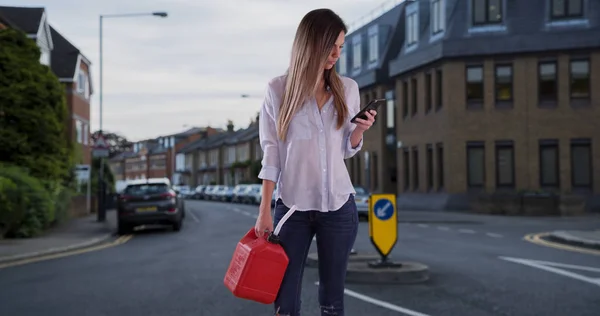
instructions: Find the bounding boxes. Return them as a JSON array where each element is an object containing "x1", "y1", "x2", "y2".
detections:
[
  {"x1": 306, "y1": 253, "x2": 430, "y2": 284},
  {"x1": 544, "y1": 231, "x2": 600, "y2": 251},
  {"x1": 0, "y1": 233, "x2": 115, "y2": 265}
]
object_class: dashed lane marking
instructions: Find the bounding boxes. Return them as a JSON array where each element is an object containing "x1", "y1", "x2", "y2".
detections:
[{"x1": 458, "y1": 229, "x2": 476, "y2": 234}]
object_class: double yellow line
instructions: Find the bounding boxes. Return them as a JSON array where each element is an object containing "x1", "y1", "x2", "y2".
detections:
[
  {"x1": 0, "y1": 234, "x2": 133, "y2": 270},
  {"x1": 523, "y1": 232, "x2": 600, "y2": 256}
]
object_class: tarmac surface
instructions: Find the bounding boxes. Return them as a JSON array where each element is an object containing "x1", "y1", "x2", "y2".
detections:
[{"x1": 0, "y1": 200, "x2": 598, "y2": 316}]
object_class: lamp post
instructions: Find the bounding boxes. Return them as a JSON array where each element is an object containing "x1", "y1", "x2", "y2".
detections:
[{"x1": 97, "y1": 11, "x2": 168, "y2": 222}]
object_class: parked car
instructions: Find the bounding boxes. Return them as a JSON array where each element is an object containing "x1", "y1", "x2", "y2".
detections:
[
  {"x1": 231, "y1": 184, "x2": 249, "y2": 203},
  {"x1": 116, "y1": 178, "x2": 184, "y2": 235},
  {"x1": 354, "y1": 186, "x2": 370, "y2": 221},
  {"x1": 238, "y1": 184, "x2": 261, "y2": 204}
]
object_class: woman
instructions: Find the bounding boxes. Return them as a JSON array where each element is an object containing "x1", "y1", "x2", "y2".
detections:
[{"x1": 255, "y1": 8, "x2": 376, "y2": 316}]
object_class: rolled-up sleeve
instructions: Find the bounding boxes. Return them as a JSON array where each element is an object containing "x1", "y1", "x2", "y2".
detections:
[
  {"x1": 257, "y1": 83, "x2": 281, "y2": 183},
  {"x1": 344, "y1": 80, "x2": 363, "y2": 159}
]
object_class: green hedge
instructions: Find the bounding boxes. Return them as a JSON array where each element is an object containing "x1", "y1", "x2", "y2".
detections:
[{"x1": 0, "y1": 164, "x2": 54, "y2": 238}]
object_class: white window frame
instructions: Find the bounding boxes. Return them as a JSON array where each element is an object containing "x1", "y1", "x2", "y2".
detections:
[
  {"x1": 368, "y1": 25, "x2": 379, "y2": 63},
  {"x1": 431, "y1": 0, "x2": 446, "y2": 34},
  {"x1": 75, "y1": 120, "x2": 83, "y2": 143},
  {"x1": 338, "y1": 47, "x2": 347, "y2": 75},
  {"x1": 406, "y1": 12, "x2": 419, "y2": 46},
  {"x1": 352, "y1": 36, "x2": 362, "y2": 71}
]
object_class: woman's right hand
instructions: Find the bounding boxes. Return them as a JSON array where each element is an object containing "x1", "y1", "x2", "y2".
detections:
[{"x1": 254, "y1": 203, "x2": 274, "y2": 238}]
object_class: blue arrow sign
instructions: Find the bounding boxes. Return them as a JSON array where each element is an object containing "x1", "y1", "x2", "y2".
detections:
[{"x1": 373, "y1": 198, "x2": 393, "y2": 221}]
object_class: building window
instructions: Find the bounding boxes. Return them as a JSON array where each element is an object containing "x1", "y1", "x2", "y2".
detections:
[
  {"x1": 432, "y1": 0, "x2": 445, "y2": 34},
  {"x1": 40, "y1": 48, "x2": 50, "y2": 66},
  {"x1": 368, "y1": 27, "x2": 378, "y2": 63},
  {"x1": 385, "y1": 90, "x2": 395, "y2": 129},
  {"x1": 412, "y1": 146, "x2": 419, "y2": 191},
  {"x1": 539, "y1": 61, "x2": 557, "y2": 105},
  {"x1": 539, "y1": 139, "x2": 559, "y2": 188},
  {"x1": 352, "y1": 37, "x2": 362, "y2": 70},
  {"x1": 466, "y1": 65, "x2": 484, "y2": 108},
  {"x1": 403, "y1": 148, "x2": 410, "y2": 191},
  {"x1": 436, "y1": 69, "x2": 443, "y2": 110},
  {"x1": 495, "y1": 64, "x2": 513, "y2": 105},
  {"x1": 83, "y1": 123, "x2": 88, "y2": 145},
  {"x1": 427, "y1": 144, "x2": 434, "y2": 191},
  {"x1": 75, "y1": 120, "x2": 83, "y2": 143},
  {"x1": 472, "y1": 0, "x2": 503, "y2": 25},
  {"x1": 425, "y1": 72, "x2": 432, "y2": 113},
  {"x1": 571, "y1": 139, "x2": 592, "y2": 189},
  {"x1": 338, "y1": 48, "x2": 346, "y2": 74},
  {"x1": 406, "y1": 12, "x2": 418, "y2": 46},
  {"x1": 411, "y1": 78, "x2": 417, "y2": 116},
  {"x1": 402, "y1": 80, "x2": 409, "y2": 119},
  {"x1": 570, "y1": 59, "x2": 590, "y2": 100},
  {"x1": 436, "y1": 143, "x2": 444, "y2": 190},
  {"x1": 551, "y1": 0, "x2": 583, "y2": 20},
  {"x1": 467, "y1": 141, "x2": 485, "y2": 188},
  {"x1": 495, "y1": 140, "x2": 514, "y2": 187}
]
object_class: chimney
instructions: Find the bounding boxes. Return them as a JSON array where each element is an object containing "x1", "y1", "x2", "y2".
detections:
[{"x1": 227, "y1": 120, "x2": 234, "y2": 132}]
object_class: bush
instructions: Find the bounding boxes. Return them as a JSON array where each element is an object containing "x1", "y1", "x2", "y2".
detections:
[
  {"x1": 0, "y1": 28, "x2": 74, "y2": 185},
  {"x1": 0, "y1": 164, "x2": 54, "y2": 238}
]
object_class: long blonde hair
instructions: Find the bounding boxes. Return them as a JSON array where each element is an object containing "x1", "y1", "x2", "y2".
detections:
[{"x1": 277, "y1": 9, "x2": 349, "y2": 141}]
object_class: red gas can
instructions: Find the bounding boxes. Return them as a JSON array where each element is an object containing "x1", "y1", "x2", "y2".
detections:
[{"x1": 224, "y1": 205, "x2": 297, "y2": 304}]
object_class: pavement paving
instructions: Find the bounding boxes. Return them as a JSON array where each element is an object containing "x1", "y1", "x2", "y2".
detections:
[
  {"x1": 0, "y1": 200, "x2": 599, "y2": 316},
  {"x1": 0, "y1": 210, "x2": 118, "y2": 265}
]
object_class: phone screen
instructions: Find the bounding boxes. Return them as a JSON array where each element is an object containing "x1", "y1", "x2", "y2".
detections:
[{"x1": 350, "y1": 99, "x2": 385, "y2": 123}]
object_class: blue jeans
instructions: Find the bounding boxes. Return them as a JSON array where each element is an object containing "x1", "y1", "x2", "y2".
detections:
[{"x1": 272, "y1": 195, "x2": 358, "y2": 316}]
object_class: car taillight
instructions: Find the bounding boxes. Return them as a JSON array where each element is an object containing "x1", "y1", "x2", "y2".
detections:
[
  {"x1": 119, "y1": 195, "x2": 133, "y2": 202},
  {"x1": 160, "y1": 192, "x2": 176, "y2": 199}
]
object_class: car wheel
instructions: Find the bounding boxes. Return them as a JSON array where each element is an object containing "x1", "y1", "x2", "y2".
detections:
[
  {"x1": 117, "y1": 222, "x2": 131, "y2": 235},
  {"x1": 173, "y1": 220, "x2": 183, "y2": 232}
]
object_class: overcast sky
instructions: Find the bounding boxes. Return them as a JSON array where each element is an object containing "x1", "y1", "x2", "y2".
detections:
[{"x1": 5, "y1": 0, "x2": 397, "y2": 141}]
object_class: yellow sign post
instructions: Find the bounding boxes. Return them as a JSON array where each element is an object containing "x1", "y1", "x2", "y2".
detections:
[{"x1": 368, "y1": 193, "x2": 402, "y2": 268}]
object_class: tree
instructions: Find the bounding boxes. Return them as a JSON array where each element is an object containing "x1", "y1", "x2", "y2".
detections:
[
  {"x1": 91, "y1": 130, "x2": 132, "y2": 158},
  {"x1": 0, "y1": 28, "x2": 73, "y2": 185}
]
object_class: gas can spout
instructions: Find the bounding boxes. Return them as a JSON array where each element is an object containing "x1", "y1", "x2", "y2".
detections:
[{"x1": 267, "y1": 233, "x2": 280, "y2": 244}]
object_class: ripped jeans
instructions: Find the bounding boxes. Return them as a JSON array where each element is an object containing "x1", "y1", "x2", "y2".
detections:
[{"x1": 272, "y1": 195, "x2": 358, "y2": 316}]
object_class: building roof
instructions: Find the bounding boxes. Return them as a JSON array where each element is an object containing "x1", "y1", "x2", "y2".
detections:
[
  {"x1": 342, "y1": 2, "x2": 407, "y2": 88},
  {"x1": 49, "y1": 26, "x2": 80, "y2": 79},
  {"x1": 388, "y1": 0, "x2": 600, "y2": 76},
  {"x1": 0, "y1": 6, "x2": 44, "y2": 34}
]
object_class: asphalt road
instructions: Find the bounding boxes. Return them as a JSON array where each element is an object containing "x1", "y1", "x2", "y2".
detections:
[{"x1": 0, "y1": 200, "x2": 599, "y2": 316}]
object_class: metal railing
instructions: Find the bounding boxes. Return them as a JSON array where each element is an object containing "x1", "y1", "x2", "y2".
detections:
[{"x1": 347, "y1": 0, "x2": 408, "y2": 33}]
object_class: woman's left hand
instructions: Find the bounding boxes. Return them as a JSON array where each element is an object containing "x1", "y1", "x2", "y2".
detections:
[{"x1": 354, "y1": 110, "x2": 377, "y2": 132}]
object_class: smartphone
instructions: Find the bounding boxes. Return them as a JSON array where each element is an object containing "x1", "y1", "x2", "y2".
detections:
[{"x1": 350, "y1": 98, "x2": 386, "y2": 123}]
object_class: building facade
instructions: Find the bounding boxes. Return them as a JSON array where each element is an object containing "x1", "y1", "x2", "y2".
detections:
[{"x1": 339, "y1": 0, "x2": 600, "y2": 212}]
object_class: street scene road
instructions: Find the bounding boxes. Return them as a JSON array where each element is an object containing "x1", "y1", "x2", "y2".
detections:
[{"x1": 1, "y1": 200, "x2": 599, "y2": 316}]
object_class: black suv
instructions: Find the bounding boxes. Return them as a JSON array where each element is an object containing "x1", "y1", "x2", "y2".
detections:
[{"x1": 116, "y1": 179, "x2": 185, "y2": 235}]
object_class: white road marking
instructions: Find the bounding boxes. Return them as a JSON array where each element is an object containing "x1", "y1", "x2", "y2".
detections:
[
  {"x1": 315, "y1": 282, "x2": 431, "y2": 316},
  {"x1": 313, "y1": 236, "x2": 316, "y2": 242},
  {"x1": 486, "y1": 233, "x2": 503, "y2": 238},
  {"x1": 241, "y1": 210, "x2": 252, "y2": 217},
  {"x1": 458, "y1": 229, "x2": 476, "y2": 234},
  {"x1": 499, "y1": 256, "x2": 600, "y2": 287},
  {"x1": 437, "y1": 226, "x2": 450, "y2": 231},
  {"x1": 232, "y1": 208, "x2": 241, "y2": 213},
  {"x1": 187, "y1": 210, "x2": 200, "y2": 223},
  {"x1": 417, "y1": 224, "x2": 429, "y2": 228}
]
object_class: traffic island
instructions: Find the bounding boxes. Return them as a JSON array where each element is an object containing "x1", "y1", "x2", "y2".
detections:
[{"x1": 305, "y1": 252, "x2": 429, "y2": 284}]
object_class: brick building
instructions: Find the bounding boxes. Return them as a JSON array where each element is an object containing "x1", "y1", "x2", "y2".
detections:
[
  {"x1": 109, "y1": 127, "x2": 220, "y2": 183},
  {"x1": 340, "y1": 0, "x2": 599, "y2": 212}
]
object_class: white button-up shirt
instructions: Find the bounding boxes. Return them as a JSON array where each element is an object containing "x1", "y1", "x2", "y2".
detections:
[{"x1": 258, "y1": 74, "x2": 363, "y2": 212}]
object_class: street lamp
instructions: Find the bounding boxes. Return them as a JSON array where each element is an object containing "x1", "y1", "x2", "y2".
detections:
[{"x1": 97, "y1": 11, "x2": 168, "y2": 222}]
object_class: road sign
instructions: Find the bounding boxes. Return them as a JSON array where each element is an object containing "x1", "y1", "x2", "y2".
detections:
[
  {"x1": 368, "y1": 194, "x2": 398, "y2": 262},
  {"x1": 92, "y1": 133, "x2": 110, "y2": 158}
]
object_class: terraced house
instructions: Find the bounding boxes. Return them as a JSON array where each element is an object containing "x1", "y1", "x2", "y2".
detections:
[
  {"x1": 340, "y1": 0, "x2": 600, "y2": 213},
  {"x1": 109, "y1": 127, "x2": 218, "y2": 182},
  {"x1": 178, "y1": 119, "x2": 261, "y2": 187}
]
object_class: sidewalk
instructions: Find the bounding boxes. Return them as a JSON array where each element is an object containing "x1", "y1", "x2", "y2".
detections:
[
  {"x1": 0, "y1": 210, "x2": 118, "y2": 264},
  {"x1": 546, "y1": 230, "x2": 600, "y2": 250}
]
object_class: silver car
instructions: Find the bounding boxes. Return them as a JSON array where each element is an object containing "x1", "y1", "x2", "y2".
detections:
[{"x1": 354, "y1": 186, "x2": 370, "y2": 221}]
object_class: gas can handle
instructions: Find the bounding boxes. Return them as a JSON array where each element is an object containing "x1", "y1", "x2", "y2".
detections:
[{"x1": 272, "y1": 204, "x2": 297, "y2": 236}]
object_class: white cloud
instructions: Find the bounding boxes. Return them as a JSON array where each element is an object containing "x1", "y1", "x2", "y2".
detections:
[{"x1": 9, "y1": 0, "x2": 393, "y2": 141}]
